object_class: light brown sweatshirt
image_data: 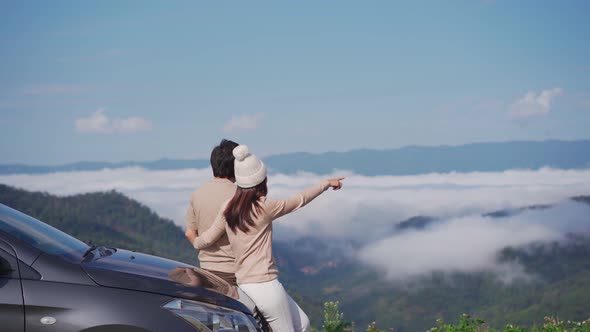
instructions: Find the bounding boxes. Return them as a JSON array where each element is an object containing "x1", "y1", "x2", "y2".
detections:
[
  {"x1": 185, "y1": 178, "x2": 237, "y2": 274},
  {"x1": 193, "y1": 180, "x2": 331, "y2": 284}
]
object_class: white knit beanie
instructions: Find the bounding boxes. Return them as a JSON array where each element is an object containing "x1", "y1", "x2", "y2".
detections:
[{"x1": 233, "y1": 145, "x2": 267, "y2": 188}]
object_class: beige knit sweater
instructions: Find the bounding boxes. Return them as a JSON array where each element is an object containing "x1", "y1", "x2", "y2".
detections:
[
  {"x1": 194, "y1": 180, "x2": 330, "y2": 284},
  {"x1": 185, "y1": 178, "x2": 237, "y2": 274}
]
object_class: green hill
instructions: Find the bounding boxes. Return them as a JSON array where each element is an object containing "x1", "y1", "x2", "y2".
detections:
[
  {"x1": 287, "y1": 241, "x2": 590, "y2": 331},
  {"x1": 275, "y1": 211, "x2": 590, "y2": 331},
  {"x1": 0, "y1": 184, "x2": 198, "y2": 266},
  {"x1": 1, "y1": 184, "x2": 589, "y2": 331}
]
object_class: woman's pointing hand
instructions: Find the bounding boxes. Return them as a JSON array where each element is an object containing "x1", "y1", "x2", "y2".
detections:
[{"x1": 327, "y1": 177, "x2": 345, "y2": 190}]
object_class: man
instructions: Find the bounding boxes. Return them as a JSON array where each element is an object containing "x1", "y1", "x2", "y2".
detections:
[
  {"x1": 184, "y1": 139, "x2": 239, "y2": 285},
  {"x1": 184, "y1": 140, "x2": 264, "y2": 328}
]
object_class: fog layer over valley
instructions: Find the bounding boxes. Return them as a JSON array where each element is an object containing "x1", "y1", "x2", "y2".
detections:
[{"x1": 2, "y1": 167, "x2": 590, "y2": 282}]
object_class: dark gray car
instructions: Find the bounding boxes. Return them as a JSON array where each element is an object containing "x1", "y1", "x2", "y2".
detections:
[{"x1": 0, "y1": 203, "x2": 264, "y2": 332}]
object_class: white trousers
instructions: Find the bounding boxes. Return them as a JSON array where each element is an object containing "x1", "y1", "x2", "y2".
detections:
[
  {"x1": 237, "y1": 287, "x2": 257, "y2": 313},
  {"x1": 239, "y1": 279, "x2": 310, "y2": 332}
]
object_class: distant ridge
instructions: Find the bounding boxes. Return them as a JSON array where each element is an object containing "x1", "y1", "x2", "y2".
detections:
[
  {"x1": 0, "y1": 158, "x2": 210, "y2": 175},
  {"x1": 2, "y1": 140, "x2": 590, "y2": 176}
]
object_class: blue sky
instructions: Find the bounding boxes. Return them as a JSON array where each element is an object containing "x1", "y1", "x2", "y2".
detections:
[{"x1": 1, "y1": 1, "x2": 589, "y2": 165}]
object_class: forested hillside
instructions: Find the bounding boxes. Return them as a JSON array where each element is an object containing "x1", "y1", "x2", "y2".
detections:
[
  {"x1": 275, "y1": 200, "x2": 590, "y2": 331},
  {"x1": 1, "y1": 184, "x2": 589, "y2": 331},
  {"x1": 276, "y1": 235, "x2": 590, "y2": 331},
  {"x1": 0, "y1": 184, "x2": 197, "y2": 265}
]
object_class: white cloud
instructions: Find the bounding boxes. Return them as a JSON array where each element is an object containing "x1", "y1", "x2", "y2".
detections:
[
  {"x1": 2, "y1": 167, "x2": 590, "y2": 233},
  {"x1": 75, "y1": 108, "x2": 111, "y2": 133},
  {"x1": 268, "y1": 168, "x2": 590, "y2": 240},
  {"x1": 358, "y1": 209, "x2": 574, "y2": 282},
  {"x1": 509, "y1": 88, "x2": 563, "y2": 119},
  {"x1": 2, "y1": 167, "x2": 590, "y2": 282},
  {"x1": 0, "y1": 167, "x2": 211, "y2": 225},
  {"x1": 222, "y1": 113, "x2": 263, "y2": 133},
  {"x1": 75, "y1": 108, "x2": 152, "y2": 134}
]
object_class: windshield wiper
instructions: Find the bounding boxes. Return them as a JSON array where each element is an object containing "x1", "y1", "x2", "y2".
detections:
[
  {"x1": 82, "y1": 243, "x2": 116, "y2": 261},
  {"x1": 82, "y1": 244, "x2": 98, "y2": 258}
]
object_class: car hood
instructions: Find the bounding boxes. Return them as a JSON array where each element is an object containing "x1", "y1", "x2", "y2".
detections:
[{"x1": 81, "y1": 248, "x2": 247, "y2": 313}]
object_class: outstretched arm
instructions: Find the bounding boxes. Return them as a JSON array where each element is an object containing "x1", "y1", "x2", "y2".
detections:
[
  {"x1": 267, "y1": 177, "x2": 344, "y2": 219},
  {"x1": 192, "y1": 206, "x2": 228, "y2": 250}
]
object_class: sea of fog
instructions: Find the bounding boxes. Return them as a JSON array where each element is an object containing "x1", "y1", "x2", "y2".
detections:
[{"x1": 2, "y1": 167, "x2": 590, "y2": 281}]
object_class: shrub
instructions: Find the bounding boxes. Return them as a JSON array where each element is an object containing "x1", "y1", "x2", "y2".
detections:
[
  {"x1": 428, "y1": 314, "x2": 590, "y2": 332},
  {"x1": 322, "y1": 301, "x2": 352, "y2": 332},
  {"x1": 319, "y1": 301, "x2": 590, "y2": 332}
]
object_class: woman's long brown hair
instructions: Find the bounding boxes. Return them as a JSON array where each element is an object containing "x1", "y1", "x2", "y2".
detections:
[{"x1": 225, "y1": 178, "x2": 268, "y2": 233}]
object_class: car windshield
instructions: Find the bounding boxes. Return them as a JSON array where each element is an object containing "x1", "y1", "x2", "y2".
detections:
[{"x1": 0, "y1": 204, "x2": 88, "y2": 261}]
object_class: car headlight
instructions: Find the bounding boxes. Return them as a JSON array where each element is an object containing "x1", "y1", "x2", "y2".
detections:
[{"x1": 163, "y1": 299, "x2": 259, "y2": 332}]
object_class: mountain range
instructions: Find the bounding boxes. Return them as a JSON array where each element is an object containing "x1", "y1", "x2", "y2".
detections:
[
  {"x1": 2, "y1": 139, "x2": 590, "y2": 175},
  {"x1": 1, "y1": 184, "x2": 589, "y2": 331}
]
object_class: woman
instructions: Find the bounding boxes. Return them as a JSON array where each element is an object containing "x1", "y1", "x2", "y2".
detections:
[{"x1": 189, "y1": 145, "x2": 343, "y2": 332}]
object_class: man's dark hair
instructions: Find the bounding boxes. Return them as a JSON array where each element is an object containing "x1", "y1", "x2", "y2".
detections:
[{"x1": 210, "y1": 139, "x2": 239, "y2": 178}]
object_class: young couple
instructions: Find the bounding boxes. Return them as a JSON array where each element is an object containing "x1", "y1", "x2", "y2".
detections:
[{"x1": 184, "y1": 139, "x2": 344, "y2": 332}]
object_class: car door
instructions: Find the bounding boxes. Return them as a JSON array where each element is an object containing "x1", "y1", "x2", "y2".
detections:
[{"x1": 0, "y1": 239, "x2": 25, "y2": 332}]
